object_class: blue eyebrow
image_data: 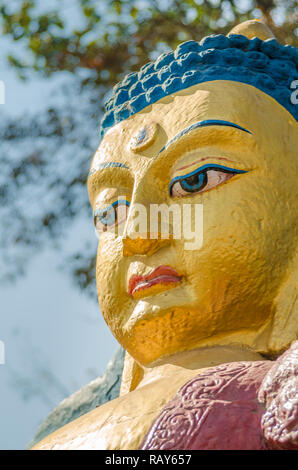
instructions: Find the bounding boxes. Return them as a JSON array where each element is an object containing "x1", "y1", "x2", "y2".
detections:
[
  {"x1": 159, "y1": 120, "x2": 252, "y2": 154},
  {"x1": 88, "y1": 162, "x2": 129, "y2": 178}
]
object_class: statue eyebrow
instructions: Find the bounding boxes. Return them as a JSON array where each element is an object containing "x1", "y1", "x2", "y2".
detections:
[
  {"x1": 88, "y1": 162, "x2": 129, "y2": 178},
  {"x1": 158, "y1": 119, "x2": 252, "y2": 154}
]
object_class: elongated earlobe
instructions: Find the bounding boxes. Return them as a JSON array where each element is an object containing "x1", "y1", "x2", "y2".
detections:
[
  {"x1": 268, "y1": 249, "x2": 298, "y2": 354},
  {"x1": 120, "y1": 351, "x2": 144, "y2": 395}
]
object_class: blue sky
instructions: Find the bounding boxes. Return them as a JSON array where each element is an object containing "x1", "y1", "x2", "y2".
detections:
[{"x1": 0, "y1": 28, "x2": 118, "y2": 450}]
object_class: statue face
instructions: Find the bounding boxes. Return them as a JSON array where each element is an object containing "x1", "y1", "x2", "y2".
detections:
[{"x1": 88, "y1": 80, "x2": 297, "y2": 366}]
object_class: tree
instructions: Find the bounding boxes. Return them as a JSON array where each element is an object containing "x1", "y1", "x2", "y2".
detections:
[{"x1": 0, "y1": 0, "x2": 297, "y2": 297}]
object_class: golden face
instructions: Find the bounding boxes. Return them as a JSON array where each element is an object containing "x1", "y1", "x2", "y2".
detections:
[{"x1": 88, "y1": 80, "x2": 298, "y2": 366}]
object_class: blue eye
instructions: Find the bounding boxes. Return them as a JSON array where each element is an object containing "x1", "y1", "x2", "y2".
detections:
[
  {"x1": 94, "y1": 199, "x2": 130, "y2": 234},
  {"x1": 178, "y1": 171, "x2": 207, "y2": 193},
  {"x1": 169, "y1": 164, "x2": 247, "y2": 197},
  {"x1": 97, "y1": 207, "x2": 116, "y2": 226}
]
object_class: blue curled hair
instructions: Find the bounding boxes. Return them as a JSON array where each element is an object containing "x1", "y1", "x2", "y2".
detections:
[{"x1": 100, "y1": 34, "x2": 298, "y2": 137}]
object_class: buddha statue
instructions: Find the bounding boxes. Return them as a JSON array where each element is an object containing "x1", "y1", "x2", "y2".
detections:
[{"x1": 33, "y1": 20, "x2": 298, "y2": 450}]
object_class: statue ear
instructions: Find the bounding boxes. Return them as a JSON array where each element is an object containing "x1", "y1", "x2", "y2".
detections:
[
  {"x1": 119, "y1": 351, "x2": 144, "y2": 396},
  {"x1": 228, "y1": 19, "x2": 275, "y2": 41},
  {"x1": 267, "y1": 250, "x2": 298, "y2": 354}
]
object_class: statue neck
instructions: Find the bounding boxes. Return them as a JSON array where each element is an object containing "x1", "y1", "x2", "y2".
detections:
[{"x1": 120, "y1": 345, "x2": 264, "y2": 395}]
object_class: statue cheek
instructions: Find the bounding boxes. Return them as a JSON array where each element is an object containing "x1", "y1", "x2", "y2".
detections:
[{"x1": 96, "y1": 238, "x2": 124, "y2": 289}]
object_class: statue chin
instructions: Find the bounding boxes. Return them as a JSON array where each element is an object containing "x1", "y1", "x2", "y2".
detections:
[{"x1": 32, "y1": 19, "x2": 298, "y2": 451}]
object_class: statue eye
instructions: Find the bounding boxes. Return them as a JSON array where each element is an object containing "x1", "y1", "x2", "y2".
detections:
[
  {"x1": 94, "y1": 199, "x2": 130, "y2": 236},
  {"x1": 169, "y1": 164, "x2": 247, "y2": 197}
]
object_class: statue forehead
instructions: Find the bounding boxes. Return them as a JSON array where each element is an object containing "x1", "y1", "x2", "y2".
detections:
[{"x1": 92, "y1": 80, "x2": 292, "y2": 169}]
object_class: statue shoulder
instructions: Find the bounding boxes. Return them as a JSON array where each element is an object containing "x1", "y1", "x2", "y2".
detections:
[
  {"x1": 32, "y1": 367, "x2": 199, "y2": 450},
  {"x1": 33, "y1": 353, "x2": 298, "y2": 451}
]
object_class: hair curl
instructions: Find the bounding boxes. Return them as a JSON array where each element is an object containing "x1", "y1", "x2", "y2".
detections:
[{"x1": 100, "y1": 34, "x2": 298, "y2": 137}]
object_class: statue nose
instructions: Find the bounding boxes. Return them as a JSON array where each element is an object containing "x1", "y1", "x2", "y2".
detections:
[
  {"x1": 122, "y1": 176, "x2": 173, "y2": 256},
  {"x1": 122, "y1": 200, "x2": 173, "y2": 257},
  {"x1": 122, "y1": 234, "x2": 171, "y2": 257}
]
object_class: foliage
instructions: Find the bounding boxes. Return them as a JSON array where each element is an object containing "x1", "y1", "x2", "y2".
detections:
[{"x1": 0, "y1": 0, "x2": 297, "y2": 295}]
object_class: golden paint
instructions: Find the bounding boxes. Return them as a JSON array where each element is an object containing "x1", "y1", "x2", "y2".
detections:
[
  {"x1": 90, "y1": 80, "x2": 297, "y2": 368},
  {"x1": 228, "y1": 19, "x2": 275, "y2": 40},
  {"x1": 129, "y1": 122, "x2": 160, "y2": 153},
  {"x1": 33, "y1": 20, "x2": 297, "y2": 450}
]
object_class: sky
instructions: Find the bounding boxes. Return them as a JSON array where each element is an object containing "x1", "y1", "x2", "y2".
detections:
[{"x1": 0, "y1": 29, "x2": 118, "y2": 450}]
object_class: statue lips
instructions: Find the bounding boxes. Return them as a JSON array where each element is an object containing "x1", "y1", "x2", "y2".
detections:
[{"x1": 128, "y1": 265, "x2": 182, "y2": 297}]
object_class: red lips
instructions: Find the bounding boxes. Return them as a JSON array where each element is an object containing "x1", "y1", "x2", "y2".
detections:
[{"x1": 128, "y1": 265, "x2": 182, "y2": 296}]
